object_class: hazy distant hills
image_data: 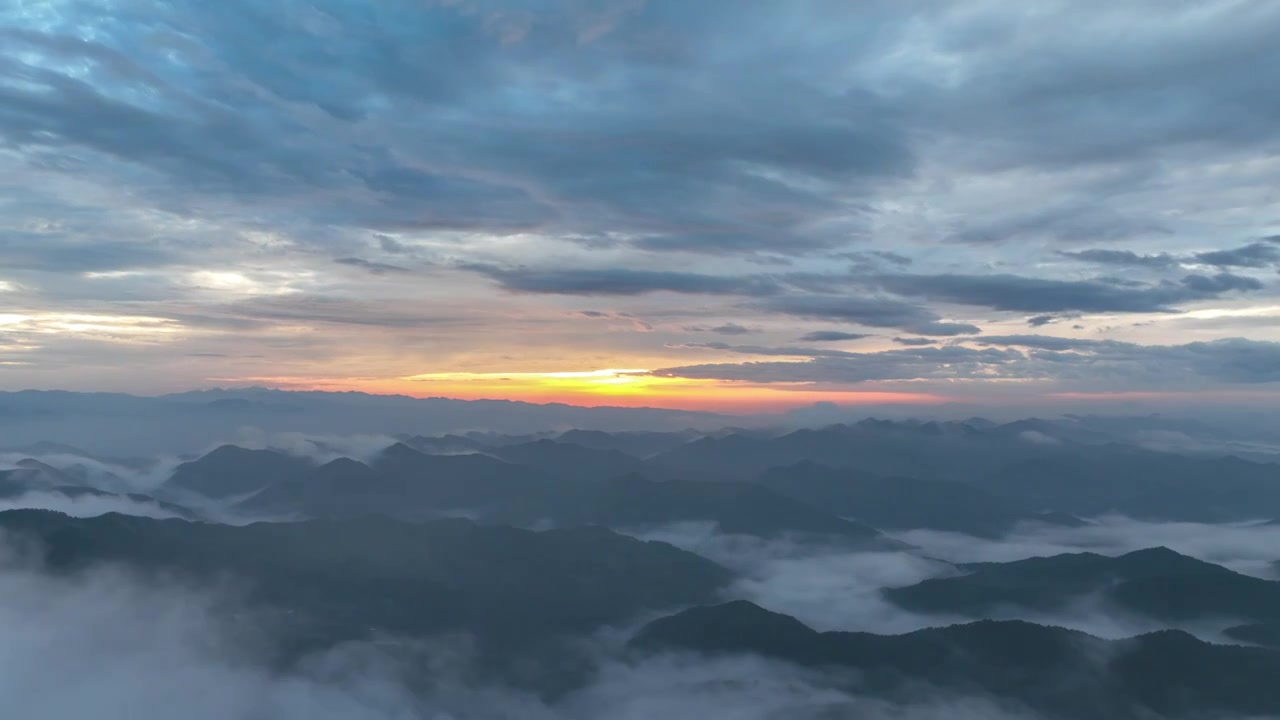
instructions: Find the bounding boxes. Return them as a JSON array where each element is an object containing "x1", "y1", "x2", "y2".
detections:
[
  {"x1": 208, "y1": 420, "x2": 1280, "y2": 529},
  {"x1": 0, "y1": 389, "x2": 730, "y2": 456},
  {"x1": 235, "y1": 443, "x2": 894, "y2": 545},
  {"x1": 755, "y1": 461, "x2": 1078, "y2": 537},
  {"x1": 633, "y1": 601, "x2": 1280, "y2": 720},
  {"x1": 885, "y1": 546, "x2": 1280, "y2": 625},
  {"x1": 6, "y1": 388, "x2": 1280, "y2": 461},
  {"x1": 169, "y1": 445, "x2": 315, "y2": 498},
  {"x1": 9, "y1": 415, "x2": 1280, "y2": 535}
]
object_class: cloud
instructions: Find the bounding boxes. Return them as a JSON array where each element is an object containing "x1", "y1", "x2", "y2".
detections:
[
  {"x1": 630, "y1": 517, "x2": 1280, "y2": 643},
  {"x1": 0, "y1": 492, "x2": 185, "y2": 520},
  {"x1": 891, "y1": 337, "x2": 935, "y2": 346},
  {"x1": 0, "y1": 236, "x2": 184, "y2": 274},
  {"x1": 1025, "y1": 314, "x2": 1080, "y2": 328},
  {"x1": 1060, "y1": 241, "x2": 1280, "y2": 271},
  {"x1": 797, "y1": 331, "x2": 871, "y2": 343},
  {"x1": 214, "y1": 295, "x2": 471, "y2": 329},
  {"x1": 653, "y1": 337, "x2": 1280, "y2": 388},
  {"x1": 333, "y1": 258, "x2": 412, "y2": 275},
  {"x1": 1179, "y1": 272, "x2": 1263, "y2": 293},
  {"x1": 876, "y1": 272, "x2": 1263, "y2": 313},
  {"x1": 631, "y1": 523, "x2": 957, "y2": 634},
  {"x1": 973, "y1": 335, "x2": 1111, "y2": 351},
  {"x1": 706, "y1": 323, "x2": 755, "y2": 336},
  {"x1": 758, "y1": 295, "x2": 981, "y2": 336},
  {"x1": 2, "y1": 0, "x2": 1279, "y2": 395},
  {"x1": 1057, "y1": 250, "x2": 1180, "y2": 269},
  {"x1": 898, "y1": 515, "x2": 1280, "y2": 581},
  {"x1": 668, "y1": 342, "x2": 865, "y2": 359},
  {"x1": 949, "y1": 204, "x2": 1170, "y2": 246},
  {"x1": 1193, "y1": 242, "x2": 1280, "y2": 268},
  {"x1": 465, "y1": 264, "x2": 783, "y2": 297},
  {"x1": 375, "y1": 235, "x2": 408, "y2": 254},
  {"x1": 653, "y1": 345, "x2": 1022, "y2": 384}
]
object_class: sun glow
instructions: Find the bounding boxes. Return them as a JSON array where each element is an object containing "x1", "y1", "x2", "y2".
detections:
[{"x1": 207, "y1": 368, "x2": 950, "y2": 412}]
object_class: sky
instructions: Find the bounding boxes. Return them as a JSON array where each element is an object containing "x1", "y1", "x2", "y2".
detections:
[{"x1": 1, "y1": 0, "x2": 1279, "y2": 411}]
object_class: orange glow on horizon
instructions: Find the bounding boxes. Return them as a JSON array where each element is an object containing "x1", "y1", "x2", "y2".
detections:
[{"x1": 208, "y1": 369, "x2": 950, "y2": 413}]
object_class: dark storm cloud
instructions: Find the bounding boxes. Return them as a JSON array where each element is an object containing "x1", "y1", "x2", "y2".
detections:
[
  {"x1": 463, "y1": 264, "x2": 783, "y2": 297},
  {"x1": 876, "y1": 272, "x2": 1263, "y2": 313},
  {"x1": 797, "y1": 331, "x2": 872, "y2": 343}
]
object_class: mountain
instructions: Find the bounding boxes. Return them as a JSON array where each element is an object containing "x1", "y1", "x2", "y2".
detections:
[
  {"x1": 240, "y1": 443, "x2": 552, "y2": 515},
  {"x1": 982, "y1": 448, "x2": 1280, "y2": 521},
  {"x1": 168, "y1": 445, "x2": 314, "y2": 498},
  {"x1": 884, "y1": 547, "x2": 1280, "y2": 623},
  {"x1": 0, "y1": 458, "x2": 76, "y2": 489},
  {"x1": 397, "y1": 433, "x2": 486, "y2": 454},
  {"x1": 0, "y1": 389, "x2": 728, "y2": 456},
  {"x1": 0, "y1": 509, "x2": 730, "y2": 660},
  {"x1": 756, "y1": 461, "x2": 1059, "y2": 537},
  {"x1": 554, "y1": 429, "x2": 699, "y2": 458},
  {"x1": 0, "y1": 460, "x2": 194, "y2": 517},
  {"x1": 488, "y1": 473, "x2": 897, "y2": 546},
  {"x1": 1226, "y1": 622, "x2": 1280, "y2": 649},
  {"x1": 646, "y1": 422, "x2": 1280, "y2": 522},
  {"x1": 487, "y1": 439, "x2": 649, "y2": 481},
  {"x1": 646, "y1": 421, "x2": 1043, "y2": 482},
  {"x1": 633, "y1": 601, "x2": 1280, "y2": 720},
  {"x1": 243, "y1": 444, "x2": 891, "y2": 544}
]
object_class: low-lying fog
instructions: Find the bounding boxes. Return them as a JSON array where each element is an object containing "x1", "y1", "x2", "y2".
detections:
[{"x1": 5, "y1": 425, "x2": 1280, "y2": 719}]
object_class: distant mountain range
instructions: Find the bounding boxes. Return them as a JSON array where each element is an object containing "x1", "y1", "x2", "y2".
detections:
[
  {"x1": 8, "y1": 416, "x2": 1280, "y2": 536},
  {"x1": 5, "y1": 388, "x2": 1280, "y2": 461},
  {"x1": 0, "y1": 388, "x2": 731, "y2": 456},
  {"x1": 231, "y1": 442, "x2": 897, "y2": 546}
]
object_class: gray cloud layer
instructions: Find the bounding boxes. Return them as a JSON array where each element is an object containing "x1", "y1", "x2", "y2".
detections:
[{"x1": 2, "y1": 1, "x2": 1279, "y2": 398}]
